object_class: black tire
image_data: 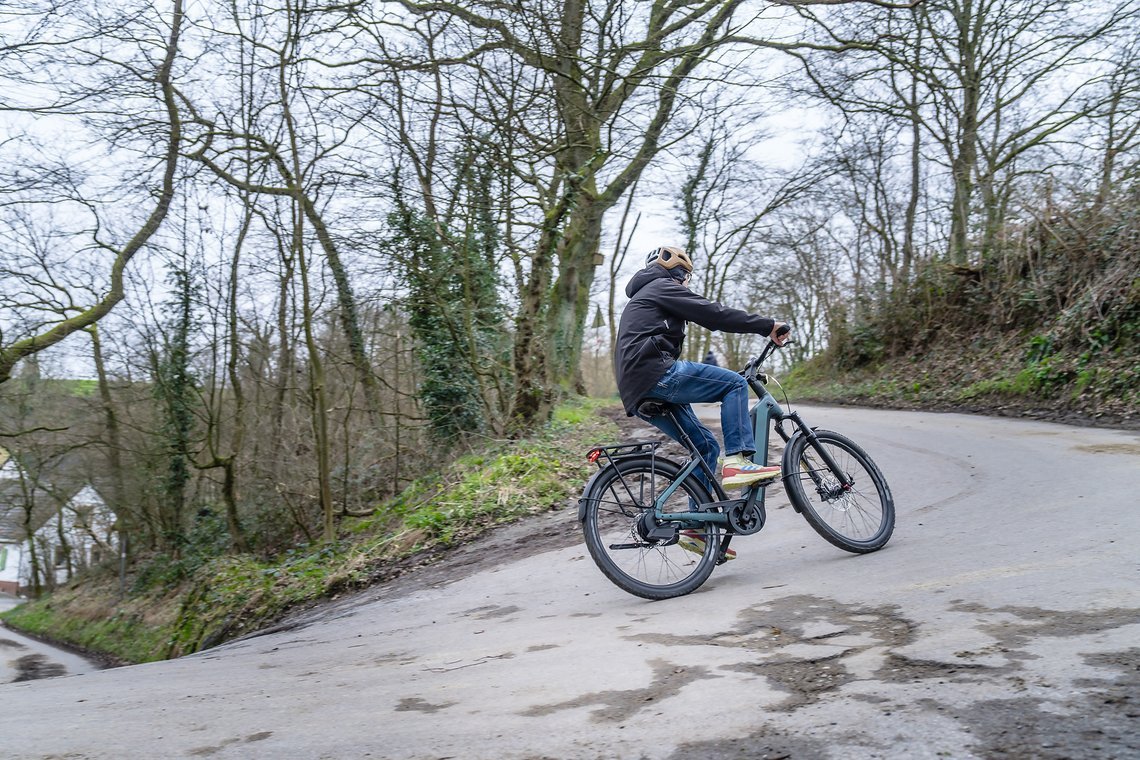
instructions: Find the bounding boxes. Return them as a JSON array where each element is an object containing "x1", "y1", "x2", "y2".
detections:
[
  {"x1": 581, "y1": 456, "x2": 720, "y2": 599},
  {"x1": 782, "y1": 430, "x2": 894, "y2": 553}
]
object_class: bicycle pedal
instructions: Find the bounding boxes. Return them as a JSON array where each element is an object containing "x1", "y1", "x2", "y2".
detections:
[{"x1": 737, "y1": 477, "x2": 781, "y2": 491}]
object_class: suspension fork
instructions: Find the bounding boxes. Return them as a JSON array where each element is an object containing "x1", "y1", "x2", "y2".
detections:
[{"x1": 782, "y1": 410, "x2": 853, "y2": 488}]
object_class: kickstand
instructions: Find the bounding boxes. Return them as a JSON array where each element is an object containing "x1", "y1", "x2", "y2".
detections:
[{"x1": 716, "y1": 533, "x2": 734, "y2": 565}]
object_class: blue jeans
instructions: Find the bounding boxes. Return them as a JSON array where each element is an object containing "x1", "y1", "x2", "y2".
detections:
[{"x1": 636, "y1": 360, "x2": 757, "y2": 498}]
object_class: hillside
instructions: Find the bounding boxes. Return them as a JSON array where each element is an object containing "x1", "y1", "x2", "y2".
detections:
[
  {"x1": 5, "y1": 193, "x2": 1139, "y2": 662},
  {"x1": 787, "y1": 201, "x2": 1140, "y2": 430},
  {"x1": 0, "y1": 399, "x2": 622, "y2": 663}
]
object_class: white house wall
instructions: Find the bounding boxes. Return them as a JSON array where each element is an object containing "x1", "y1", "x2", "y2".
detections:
[
  {"x1": 0, "y1": 447, "x2": 118, "y2": 595},
  {"x1": 0, "y1": 541, "x2": 22, "y2": 595}
]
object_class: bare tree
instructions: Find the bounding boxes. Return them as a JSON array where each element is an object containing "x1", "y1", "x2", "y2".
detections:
[
  {"x1": 194, "y1": 197, "x2": 254, "y2": 552},
  {"x1": 671, "y1": 116, "x2": 816, "y2": 362},
  {"x1": 177, "y1": 0, "x2": 382, "y2": 422},
  {"x1": 789, "y1": 0, "x2": 1139, "y2": 264},
  {"x1": 0, "y1": 0, "x2": 185, "y2": 383},
  {"x1": 350, "y1": 0, "x2": 894, "y2": 427},
  {"x1": 1090, "y1": 36, "x2": 1140, "y2": 209}
]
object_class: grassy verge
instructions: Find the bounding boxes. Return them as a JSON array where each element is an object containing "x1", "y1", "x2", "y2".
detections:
[
  {"x1": 0, "y1": 578, "x2": 179, "y2": 664},
  {"x1": 780, "y1": 332, "x2": 1139, "y2": 427},
  {"x1": 1, "y1": 397, "x2": 621, "y2": 663}
]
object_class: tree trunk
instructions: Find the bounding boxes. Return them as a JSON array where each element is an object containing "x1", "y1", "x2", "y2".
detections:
[
  {"x1": 902, "y1": 64, "x2": 921, "y2": 286},
  {"x1": 510, "y1": 233, "x2": 556, "y2": 432},
  {"x1": 88, "y1": 325, "x2": 129, "y2": 534},
  {"x1": 948, "y1": 0, "x2": 980, "y2": 265},
  {"x1": 545, "y1": 196, "x2": 606, "y2": 394},
  {"x1": 297, "y1": 233, "x2": 335, "y2": 543},
  {"x1": 299, "y1": 194, "x2": 381, "y2": 421}
]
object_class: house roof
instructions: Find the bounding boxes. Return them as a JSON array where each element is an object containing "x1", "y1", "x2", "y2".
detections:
[
  {"x1": 0, "y1": 447, "x2": 108, "y2": 542},
  {"x1": 0, "y1": 480, "x2": 62, "y2": 542}
]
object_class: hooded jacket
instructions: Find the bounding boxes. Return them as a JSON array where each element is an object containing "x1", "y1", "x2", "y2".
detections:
[{"x1": 613, "y1": 266, "x2": 775, "y2": 416}]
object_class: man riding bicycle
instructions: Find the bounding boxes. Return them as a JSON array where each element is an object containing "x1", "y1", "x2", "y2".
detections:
[{"x1": 613, "y1": 246, "x2": 790, "y2": 558}]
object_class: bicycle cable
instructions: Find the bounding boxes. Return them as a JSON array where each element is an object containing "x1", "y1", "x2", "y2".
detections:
[{"x1": 768, "y1": 371, "x2": 794, "y2": 411}]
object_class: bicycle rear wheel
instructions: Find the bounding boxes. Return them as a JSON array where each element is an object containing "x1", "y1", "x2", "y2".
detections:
[
  {"x1": 783, "y1": 429, "x2": 894, "y2": 553},
  {"x1": 581, "y1": 456, "x2": 720, "y2": 599}
]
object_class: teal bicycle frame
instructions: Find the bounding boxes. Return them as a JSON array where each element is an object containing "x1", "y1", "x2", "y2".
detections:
[{"x1": 652, "y1": 382, "x2": 790, "y2": 526}]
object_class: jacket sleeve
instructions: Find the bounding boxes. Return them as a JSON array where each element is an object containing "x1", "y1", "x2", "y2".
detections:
[{"x1": 652, "y1": 280, "x2": 775, "y2": 336}]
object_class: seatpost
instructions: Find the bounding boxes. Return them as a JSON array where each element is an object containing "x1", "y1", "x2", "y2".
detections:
[
  {"x1": 657, "y1": 409, "x2": 695, "y2": 466},
  {"x1": 664, "y1": 407, "x2": 728, "y2": 502}
]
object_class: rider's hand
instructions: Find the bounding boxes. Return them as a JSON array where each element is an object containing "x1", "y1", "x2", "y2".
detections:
[{"x1": 771, "y1": 322, "x2": 791, "y2": 346}]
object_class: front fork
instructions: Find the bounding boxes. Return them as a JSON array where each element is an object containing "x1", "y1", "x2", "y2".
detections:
[{"x1": 748, "y1": 384, "x2": 853, "y2": 515}]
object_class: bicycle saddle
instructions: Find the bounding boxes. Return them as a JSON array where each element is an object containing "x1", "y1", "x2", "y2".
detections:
[{"x1": 637, "y1": 399, "x2": 671, "y2": 417}]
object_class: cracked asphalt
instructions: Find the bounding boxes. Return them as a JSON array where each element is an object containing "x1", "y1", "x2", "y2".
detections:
[{"x1": 0, "y1": 404, "x2": 1137, "y2": 759}]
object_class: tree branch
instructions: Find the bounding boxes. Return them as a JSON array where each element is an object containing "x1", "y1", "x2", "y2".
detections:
[{"x1": 0, "y1": 0, "x2": 184, "y2": 385}]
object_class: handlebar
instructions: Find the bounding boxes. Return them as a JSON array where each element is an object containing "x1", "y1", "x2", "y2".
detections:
[{"x1": 739, "y1": 326, "x2": 793, "y2": 382}]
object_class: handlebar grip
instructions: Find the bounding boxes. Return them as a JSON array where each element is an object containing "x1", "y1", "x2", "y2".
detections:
[{"x1": 775, "y1": 323, "x2": 791, "y2": 338}]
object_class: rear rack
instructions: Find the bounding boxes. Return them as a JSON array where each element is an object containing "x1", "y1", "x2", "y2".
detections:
[{"x1": 586, "y1": 441, "x2": 661, "y2": 470}]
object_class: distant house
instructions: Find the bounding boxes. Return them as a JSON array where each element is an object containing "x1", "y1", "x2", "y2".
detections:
[{"x1": 0, "y1": 447, "x2": 118, "y2": 596}]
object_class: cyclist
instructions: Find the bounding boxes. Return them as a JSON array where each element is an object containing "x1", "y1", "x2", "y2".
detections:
[{"x1": 613, "y1": 246, "x2": 790, "y2": 559}]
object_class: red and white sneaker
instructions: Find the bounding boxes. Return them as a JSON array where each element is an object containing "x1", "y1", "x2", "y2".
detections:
[{"x1": 721, "y1": 453, "x2": 780, "y2": 487}]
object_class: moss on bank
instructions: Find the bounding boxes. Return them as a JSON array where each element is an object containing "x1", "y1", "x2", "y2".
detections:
[
  {"x1": 1, "y1": 398, "x2": 621, "y2": 663},
  {"x1": 792, "y1": 202, "x2": 1140, "y2": 428},
  {"x1": 781, "y1": 330, "x2": 1139, "y2": 428}
]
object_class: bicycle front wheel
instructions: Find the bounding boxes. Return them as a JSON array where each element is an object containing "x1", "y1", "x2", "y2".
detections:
[
  {"x1": 581, "y1": 456, "x2": 720, "y2": 600},
  {"x1": 783, "y1": 430, "x2": 894, "y2": 553}
]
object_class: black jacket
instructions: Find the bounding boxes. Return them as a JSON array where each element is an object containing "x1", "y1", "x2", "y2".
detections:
[{"x1": 613, "y1": 266, "x2": 775, "y2": 415}]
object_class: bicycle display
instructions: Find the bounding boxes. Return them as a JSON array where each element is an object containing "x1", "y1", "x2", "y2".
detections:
[{"x1": 578, "y1": 339, "x2": 895, "y2": 599}]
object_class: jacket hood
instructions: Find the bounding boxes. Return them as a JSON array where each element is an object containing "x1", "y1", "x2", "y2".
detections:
[{"x1": 625, "y1": 265, "x2": 674, "y2": 297}]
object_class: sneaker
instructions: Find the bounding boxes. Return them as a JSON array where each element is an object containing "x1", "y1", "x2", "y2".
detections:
[
  {"x1": 721, "y1": 453, "x2": 780, "y2": 487},
  {"x1": 677, "y1": 529, "x2": 736, "y2": 561}
]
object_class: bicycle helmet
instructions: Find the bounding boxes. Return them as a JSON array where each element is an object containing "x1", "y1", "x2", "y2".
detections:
[{"x1": 646, "y1": 246, "x2": 693, "y2": 273}]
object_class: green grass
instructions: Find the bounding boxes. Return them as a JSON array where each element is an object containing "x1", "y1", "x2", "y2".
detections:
[
  {"x1": 955, "y1": 370, "x2": 1040, "y2": 401},
  {"x1": 780, "y1": 332, "x2": 1139, "y2": 421},
  {"x1": 780, "y1": 363, "x2": 912, "y2": 404},
  {"x1": 0, "y1": 579, "x2": 178, "y2": 663}
]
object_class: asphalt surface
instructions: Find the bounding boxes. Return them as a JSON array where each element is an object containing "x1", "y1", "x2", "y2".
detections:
[
  {"x1": 1, "y1": 595, "x2": 104, "y2": 684},
  {"x1": 0, "y1": 404, "x2": 1137, "y2": 759}
]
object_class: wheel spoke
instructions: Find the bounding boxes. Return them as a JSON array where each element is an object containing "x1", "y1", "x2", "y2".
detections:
[
  {"x1": 785, "y1": 431, "x2": 894, "y2": 553},
  {"x1": 582, "y1": 458, "x2": 718, "y2": 599}
]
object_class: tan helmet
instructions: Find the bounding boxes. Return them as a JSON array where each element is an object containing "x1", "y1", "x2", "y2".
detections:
[{"x1": 646, "y1": 246, "x2": 693, "y2": 273}]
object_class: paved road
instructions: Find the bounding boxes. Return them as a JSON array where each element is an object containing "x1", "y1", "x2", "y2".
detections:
[
  {"x1": 1, "y1": 405, "x2": 1137, "y2": 759},
  {"x1": 1, "y1": 595, "x2": 104, "y2": 685}
]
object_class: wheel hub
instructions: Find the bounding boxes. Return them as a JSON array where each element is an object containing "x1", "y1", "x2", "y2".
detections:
[{"x1": 635, "y1": 511, "x2": 679, "y2": 545}]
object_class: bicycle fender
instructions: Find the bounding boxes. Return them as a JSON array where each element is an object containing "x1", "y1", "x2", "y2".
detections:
[
  {"x1": 576, "y1": 454, "x2": 686, "y2": 523},
  {"x1": 577, "y1": 466, "x2": 612, "y2": 523}
]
